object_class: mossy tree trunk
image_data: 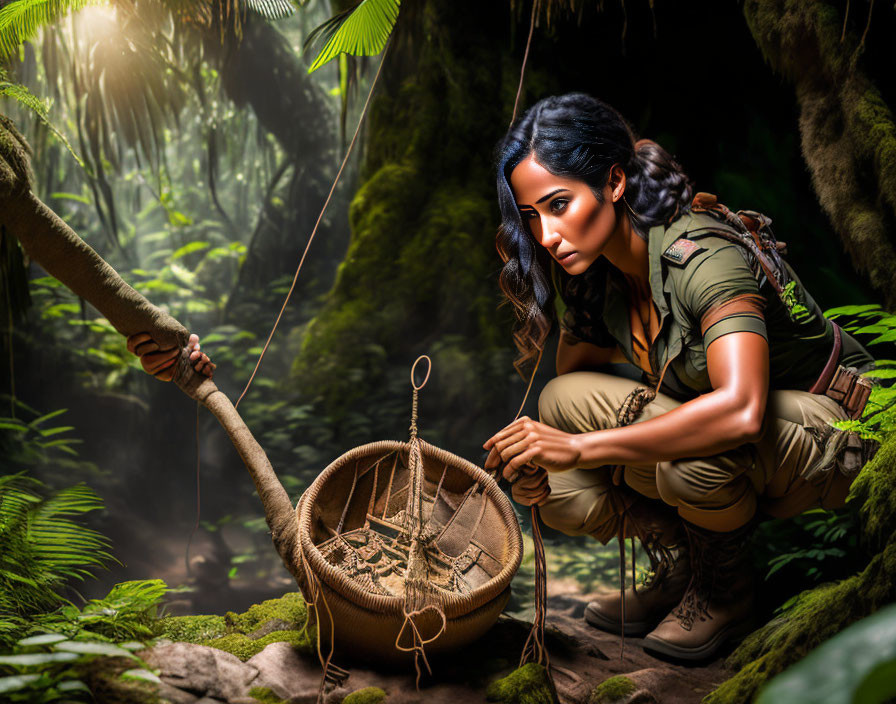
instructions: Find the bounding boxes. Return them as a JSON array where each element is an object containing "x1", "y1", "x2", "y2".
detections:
[
  {"x1": 744, "y1": 0, "x2": 896, "y2": 307},
  {"x1": 707, "y1": 3, "x2": 896, "y2": 701},
  {"x1": 290, "y1": 1, "x2": 529, "y2": 449}
]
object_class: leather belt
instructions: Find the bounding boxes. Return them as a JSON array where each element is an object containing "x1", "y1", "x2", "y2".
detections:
[{"x1": 809, "y1": 322, "x2": 873, "y2": 420}]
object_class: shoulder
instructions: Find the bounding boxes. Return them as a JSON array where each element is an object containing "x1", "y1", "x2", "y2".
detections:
[{"x1": 661, "y1": 212, "x2": 752, "y2": 278}]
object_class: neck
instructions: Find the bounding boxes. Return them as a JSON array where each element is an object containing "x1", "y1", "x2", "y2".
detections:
[{"x1": 603, "y1": 208, "x2": 650, "y2": 290}]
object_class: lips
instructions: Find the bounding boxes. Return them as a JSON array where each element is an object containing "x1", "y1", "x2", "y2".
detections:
[{"x1": 556, "y1": 251, "x2": 577, "y2": 263}]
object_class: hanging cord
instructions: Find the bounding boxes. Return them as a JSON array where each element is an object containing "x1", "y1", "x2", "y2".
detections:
[
  {"x1": 185, "y1": 402, "x2": 202, "y2": 578},
  {"x1": 234, "y1": 36, "x2": 394, "y2": 410},
  {"x1": 395, "y1": 356, "x2": 447, "y2": 688},
  {"x1": 511, "y1": 0, "x2": 540, "y2": 125},
  {"x1": 504, "y1": 0, "x2": 552, "y2": 682}
]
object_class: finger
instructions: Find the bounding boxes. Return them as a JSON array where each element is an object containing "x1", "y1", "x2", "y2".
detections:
[
  {"x1": 533, "y1": 486, "x2": 552, "y2": 506},
  {"x1": 142, "y1": 349, "x2": 179, "y2": 374},
  {"x1": 483, "y1": 417, "x2": 529, "y2": 450},
  {"x1": 203, "y1": 362, "x2": 216, "y2": 378},
  {"x1": 188, "y1": 333, "x2": 199, "y2": 349},
  {"x1": 154, "y1": 362, "x2": 176, "y2": 382},
  {"x1": 134, "y1": 340, "x2": 162, "y2": 356},
  {"x1": 506, "y1": 447, "x2": 542, "y2": 475},
  {"x1": 127, "y1": 332, "x2": 154, "y2": 355},
  {"x1": 496, "y1": 430, "x2": 529, "y2": 460},
  {"x1": 148, "y1": 356, "x2": 177, "y2": 380},
  {"x1": 484, "y1": 446, "x2": 502, "y2": 470}
]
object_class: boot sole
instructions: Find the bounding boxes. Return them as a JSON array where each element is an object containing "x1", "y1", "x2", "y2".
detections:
[
  {"x1": 583, "y1": 603, "x2": 653, "y2": 637},
  {"x1": 641, "y1": 617, "x2": 755, "y2": 662}
]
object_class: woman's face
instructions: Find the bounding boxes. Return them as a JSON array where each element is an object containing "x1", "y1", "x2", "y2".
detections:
[{"x1": 509, "y1": 154, "x2": 619, "y2": 275}]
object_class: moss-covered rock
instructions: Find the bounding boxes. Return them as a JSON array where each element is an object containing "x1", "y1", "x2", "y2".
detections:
[
  {"x1": 589, "y1": 675, "x2": 637, "y2": 704},
  {"x1": 156, "y1": 614, "x2": 227, "y2": 643},
  {"x1": 485, "y1": 663, "x2": 558, "y2": 704},
  {"x1": 248, "y1": 685, "x2": 288, "y2": 704},
  {"x1": 155, "y1": 593, "x2": 314, "y2": 663},
  {"x1": 342, "y1": 686, "x2": 388, "y2": 704},
  {"x1": 203, "y1": 628, "x2": 314, "y2": 662},
  {"x1": 224, "y1": 592, "x2": 308, "y2": 633}
]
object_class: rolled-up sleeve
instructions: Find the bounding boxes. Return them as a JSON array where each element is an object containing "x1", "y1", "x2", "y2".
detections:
[{"x1": 677, "y1": 243, "x2": 768, "y2": 349}]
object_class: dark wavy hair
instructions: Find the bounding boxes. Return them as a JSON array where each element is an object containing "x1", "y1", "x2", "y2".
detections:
[{"x1": 494, "y1": 93, "x2": 693, "y2": 377}]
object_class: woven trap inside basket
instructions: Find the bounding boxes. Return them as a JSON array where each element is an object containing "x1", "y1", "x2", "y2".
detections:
[{"x1": 307, "y1": 443, "x2": 509, "y2": 601}]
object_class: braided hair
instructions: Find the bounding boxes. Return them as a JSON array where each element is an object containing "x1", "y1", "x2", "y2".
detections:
[{"x1": 493, "y1": 93, "x2": 693, "y2": 376}]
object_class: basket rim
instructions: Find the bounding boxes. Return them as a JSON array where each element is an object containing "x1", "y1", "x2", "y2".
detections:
[{"x1": 296, "y1": 438, "x2": 523, "y2": 617}]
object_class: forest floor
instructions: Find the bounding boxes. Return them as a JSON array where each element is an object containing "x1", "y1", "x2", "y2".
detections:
[{"x1": 137, "y1": 584, "x2": 733, "y2": 704}]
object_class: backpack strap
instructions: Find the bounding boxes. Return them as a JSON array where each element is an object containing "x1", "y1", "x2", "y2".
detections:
[{"x1": 687, "y1": 193, "x2": 786, "y2": 296}]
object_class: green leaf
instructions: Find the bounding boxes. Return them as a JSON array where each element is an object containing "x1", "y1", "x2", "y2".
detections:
[
  {"x1": 0, "y1": 674, "x2": 41, "y2": 693},
  {"x1": 57, "y1": 679, "x2": 90, "y2": 692},
  {"x1": 16, "y1": 633, "x2": 67, "y2": 646},
  {"x1": 307, "y1": 0, "x2": 400, "y2": 73},
  {"x1": 53, "y1": 640, "x2": 135, "y2": 658},
  {"x1": 756, "y1": 603, "x2": 896, "y2": 704},
  {"x1": 0, "y1": 651, "x2": 80, "y2": 665},
  {"x1": 862, "y1": 369, "x2": 896, "y2": 379},
  {"x1": 120, "y1": 668, "x2": 161, "y2": 683},
  {"x1": 823, "y1": 304, "x2": 885, "y2": 318}
]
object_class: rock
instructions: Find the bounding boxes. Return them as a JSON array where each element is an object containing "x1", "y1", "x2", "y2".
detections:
[
  {"x1": 143, "y1": 642, "x2": 259, "y2": 701},
  {"x1": 157, "y1": 682, "x2": 200, "y2": 704},
  {"x1": 626, "y1": 691, "x2": 659, "y2": 704},
  {"x1": 245, "y1": 641, "x2": 322, "y2": 700}
]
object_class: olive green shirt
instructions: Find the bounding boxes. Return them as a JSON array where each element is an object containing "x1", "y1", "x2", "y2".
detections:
[{"x1": 557, "y1": 210, "x2": 873, "y2": 400}]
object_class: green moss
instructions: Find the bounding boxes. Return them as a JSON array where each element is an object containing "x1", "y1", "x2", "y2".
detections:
[
  {"x1": 203, "y1": 628, "x2": 314, "y2": 662},
  {"x1": 156, "y1": 614, "x2": 227, "y2": 643},
  {"x1": 851, "y1": 435, "x2": 896, "y2": 549},
  {"x1": 248, "y1": 686, "x2": 288, "y2": 704},
  {"x1": 225, "y1": 592, "x2": 308, "y2": 633},
  {"x1": 589, "y1": 675, "x2": 637, "y2": 704},
  {"x1": 704, "y1": 543, "x2": 896, "y2": 703},
  {"x1": 342, "y1": 686, "x2": 388, "y2": 704},
  {"x1": 485, "y1": 663, "x2": 557, "y2": 704}
]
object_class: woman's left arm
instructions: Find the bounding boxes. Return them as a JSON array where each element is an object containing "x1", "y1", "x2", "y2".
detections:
[{"x1": 484, "y1": 331, "x2": 769, "y2": 476}]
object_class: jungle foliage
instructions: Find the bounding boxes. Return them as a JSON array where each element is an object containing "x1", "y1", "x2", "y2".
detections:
[{"x1": 0, "y1": 0, "x2": 894, "y2": 703}]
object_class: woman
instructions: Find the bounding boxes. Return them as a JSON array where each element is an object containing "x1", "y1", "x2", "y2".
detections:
[{"x1": 482, "y1": 93, "x2": 874, "y2": 661}]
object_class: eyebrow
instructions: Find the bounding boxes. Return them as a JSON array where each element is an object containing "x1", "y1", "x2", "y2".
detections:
[{"x1": 517, "y1": 188, "x2": 570, "y2": 209}]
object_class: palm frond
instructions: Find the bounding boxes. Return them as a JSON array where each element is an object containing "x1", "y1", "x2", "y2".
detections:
[
  {"x1": 0, "y1": 0, "x2": 106, "y2": 61},
  {"x1": 243, "y1": 0, "x2": 294, "y2": 20},
  {"x1": 306, "y1": 0, "x2": 399, "y2": 73}
]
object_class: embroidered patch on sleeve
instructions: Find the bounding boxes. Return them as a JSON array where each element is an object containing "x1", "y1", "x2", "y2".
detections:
[{"x1": 662, "y1": 238, "x2": 706, "y2": 266}]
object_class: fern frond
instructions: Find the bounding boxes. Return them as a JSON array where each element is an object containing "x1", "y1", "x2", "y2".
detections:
[
  {"x1": 0, "y1": 0, "x2": 106, "y2": 61},
  {"x1": 306, "y1": 0, "x2": 399, "y2": 73},
  {"x1": 0, "y1": 475, "x2": 112, "y2": 626},
  {"x1": 243, "y1": 0, "x2": 294, "y2": 20}
]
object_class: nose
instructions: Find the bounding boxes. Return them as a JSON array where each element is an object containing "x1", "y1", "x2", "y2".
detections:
[{"x1": 531, "y1": 215, "x2": 562, "y2": 249}]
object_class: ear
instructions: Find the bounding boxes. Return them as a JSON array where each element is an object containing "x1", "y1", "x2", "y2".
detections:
[{"x1": 608, "y1": 164, "x2": 627, "y2": 203}]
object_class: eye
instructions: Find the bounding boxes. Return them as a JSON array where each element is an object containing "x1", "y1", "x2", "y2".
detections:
[
  {"x1": 550, "y1": 198, "x2": 569, "y2": 214},
  {"x1": 519, "y1": 208, "x2": 538, "y2": 220}
]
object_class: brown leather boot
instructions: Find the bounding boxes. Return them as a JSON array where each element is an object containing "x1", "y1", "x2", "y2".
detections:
[
  {"x1": 584, "y1": 501, "x2": 690, "y2": 636},
  {"x1": 642, "y1": 520, "x2": 756, "y2": 661}
]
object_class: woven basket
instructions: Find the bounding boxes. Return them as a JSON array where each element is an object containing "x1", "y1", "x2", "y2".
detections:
[{"x1": 295, "y1": 438, "x2": 523, "y2": 663}]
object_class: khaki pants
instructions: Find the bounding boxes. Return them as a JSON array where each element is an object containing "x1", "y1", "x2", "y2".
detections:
[{"x1": 537, "y1": 372, "x2": 855, "y2": 541}]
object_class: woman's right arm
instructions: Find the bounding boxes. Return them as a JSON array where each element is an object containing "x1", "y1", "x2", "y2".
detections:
[{"x1": 555, "y1": 331, "x2": 619, "y2": 375}]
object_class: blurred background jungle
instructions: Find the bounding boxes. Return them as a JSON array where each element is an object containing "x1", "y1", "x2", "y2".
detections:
[{"x1": 2, "y1": 0, "x2": 896, "y2": 701}]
